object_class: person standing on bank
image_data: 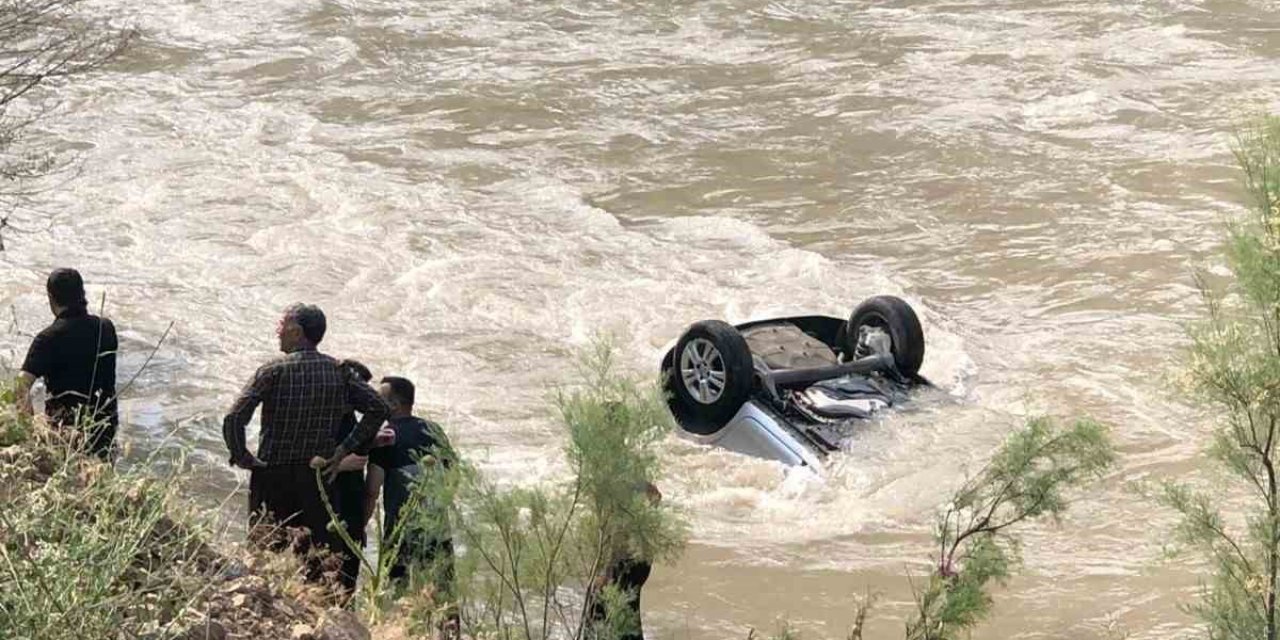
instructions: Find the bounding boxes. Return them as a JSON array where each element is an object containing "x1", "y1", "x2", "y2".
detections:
[
  {"x1": 16, "y1": 268, "x2": 119, "y2": 458},
  {"x1": 363, "y1": 376, "x2": 457, "y2": 584},
  {"x1": 331, "y1": 358, "x2": 385, "y2": 594},
  {"x1": 589, "y1": 482, "x2": 662, "y2": 640},
  {"x1": 222, "y1": 304, "x2": 390, "y2": 582}
]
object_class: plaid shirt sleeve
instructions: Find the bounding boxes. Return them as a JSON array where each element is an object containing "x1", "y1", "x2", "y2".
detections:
[
  {"x1": 338, "y1": 376, "x2": 390, "y2": 454},
  {"x1": 222, "y1": 363, "x2": 276, "y2": 465}
]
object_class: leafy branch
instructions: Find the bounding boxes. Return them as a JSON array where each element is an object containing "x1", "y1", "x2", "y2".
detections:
[{"x1": 905, "y1": 417, "x2": 1114, "y2": 640}]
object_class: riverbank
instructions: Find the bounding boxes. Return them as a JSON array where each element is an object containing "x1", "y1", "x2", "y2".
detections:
[{"x1": 0, "y1": 396, "x2": 373, "y2": 640}]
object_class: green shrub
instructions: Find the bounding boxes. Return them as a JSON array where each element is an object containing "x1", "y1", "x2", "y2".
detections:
[
  {"x1": 0, "y1": 409, "x2": 221, "y2": 639},
  {"x1": 340, "y1": 338, "x2": 689, "y2": 640},
  {"x1": 751, "y1": 417, "x2": 1114, "y2": 640},
  {"x1": 1159, "y1": 114, "x2": 1280, "y2": 640},
  {"x1": 905, "y1": 417, "x2": 1114, "y2": 640}
]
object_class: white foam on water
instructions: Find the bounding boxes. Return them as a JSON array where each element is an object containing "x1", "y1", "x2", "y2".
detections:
[{"x1": 4, "y1": 0, "x2": 1280, "y2": 636}]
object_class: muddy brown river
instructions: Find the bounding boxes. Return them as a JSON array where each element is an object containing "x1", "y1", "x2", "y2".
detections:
[{"x1": 3, "y1": 1, "x2": 1280, "y2": 637}]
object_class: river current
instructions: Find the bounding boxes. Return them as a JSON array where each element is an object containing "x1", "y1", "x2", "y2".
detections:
[{"x1": 3, "y1": 1, "x2": 1280, "y2": 638}]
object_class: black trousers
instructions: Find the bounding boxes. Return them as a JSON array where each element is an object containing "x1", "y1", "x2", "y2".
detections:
[
  {"x1": 83, "y1": 421, "x2": 116, "y2": 459},
  {"x1": 332, "y1": 469, "x2": 367, "y2": 593},
  {"x1": 590, "y1": 559, "x2": 652, "y2": 640},
  {"x1": 47, "y1": 403, "x2": 116, "y2": 459},
  {"x1": 389, "y1": 536, "x2": 455, "y2": 584},
  {"x1": 248, "y1": 464, "x2": 339, "y2": 582}
]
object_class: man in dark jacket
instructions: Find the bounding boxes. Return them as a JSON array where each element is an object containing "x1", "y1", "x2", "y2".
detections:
[
  {"x1": 222, "y1": 304, "x2": 390, "y2": 582},
  {"x1": 363, "y1": 376, "x2": 456, "y2": 584},
  {"x1": 16, "y1": 268, "x2": 118, "y2": 458}
]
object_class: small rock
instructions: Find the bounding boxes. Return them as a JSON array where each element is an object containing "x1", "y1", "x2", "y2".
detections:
[
  {"x1": 216, "y1": 559, "x2": 250, "y2": 581},
  {"x1": 224, "y1": 575, "x2": 269, "y2": 596},
  {"x1": 290, "y1": 623, "x2": 315, "y2": 640},
  {"x1": 316, "y1": 608, "x2": 370, "y2": 640},
  {"x1": 230, "y1": 593, "x2": 249, "y2": 608}
]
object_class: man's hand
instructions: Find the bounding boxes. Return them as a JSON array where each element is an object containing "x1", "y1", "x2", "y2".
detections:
[
  {"x1": 233, "y1": 452, "x2": 268, "y2": 470},
  {"x1": 337, "y1": 454, "x2": 368, "y2": 473},
  {"x1": 373, "y1": 425, "x2": 396, "y2": 448},
  {"x1": 311, "y1": 445, "x2": 350, "y2": 482}
]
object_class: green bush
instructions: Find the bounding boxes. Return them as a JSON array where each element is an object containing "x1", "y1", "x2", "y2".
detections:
[
  {"x1": 905, "y1": 417, "x2": 1114, "y2": 640},
  {"x1": 0, "y1": 407, "x2": 220, "y2": 639},
  {"x1": 1160, "y1": 114, "x2": 1280, "y2": 640},
  {"x1": 340, "y1": 339, "x2": 689, "y2": 640},
  {"x1": 752, "y1": 417, "x2": 1114, "y2": 640}
]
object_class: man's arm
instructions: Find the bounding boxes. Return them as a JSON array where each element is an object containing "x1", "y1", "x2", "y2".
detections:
[
  {"x1": 89, "y1": 318, "x2": 120, "y2": 415},
  {"x1": 340, "y1": 378, "x2": 391, "y2": 453},
  {"x1": 337, "y1": 453, "x2": 368, "y2": 473},
  {"x1": 14, "y1": 371, "x2": 35, "y2": 416},
  {"x1": 363, "y1": 463, "x2": 386, "y2": 528},
  {"x1": 17, "y1": 331, "x2": 52, "y2": 417},
  {"x1": 318, "y1": 377, "x2": 390, "y2": 480},
  {"x1": 99, "y1": 318, "x2": 119, "y2": 392},
  {"x1": 222, "y1": 365, "x2": 274, "y2": 468}
]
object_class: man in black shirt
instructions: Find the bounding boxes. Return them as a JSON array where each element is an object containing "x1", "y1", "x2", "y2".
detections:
[
  {"x1": 363, "y1": 376, "x2": 456, "y2": 585},
  {"x1": 16, "y1": 268, "x2": 118, "y2": 458}
]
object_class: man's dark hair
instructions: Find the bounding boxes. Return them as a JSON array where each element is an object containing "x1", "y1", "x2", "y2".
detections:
[
  {"x1": 380, "y1": 376, "x2": 415, "y2": 408},
  {"x1": 285, "y1": 303, "x2": 326, "y2": 344},
  {"x1": 339, "y1": 358, "x2": 372, "y2": 382},
  {"x1": 47, "y1": 268, "x2": 87, "y2": 309}
]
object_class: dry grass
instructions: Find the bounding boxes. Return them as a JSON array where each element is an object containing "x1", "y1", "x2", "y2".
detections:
[{"x1": 0, "y1": 391, "x2": 364, "y2": 640}]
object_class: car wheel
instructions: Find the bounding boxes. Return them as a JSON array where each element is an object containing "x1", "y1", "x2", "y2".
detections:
[
  {"x1": 845, "y1": 296, "x2": 925, "y2": 376},
  {"x1": 669, "y1": 320, "x2": 754, "y2": 435}
]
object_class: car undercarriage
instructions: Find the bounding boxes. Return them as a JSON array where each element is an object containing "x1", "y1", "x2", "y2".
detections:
[{"x1": 660, "y1": 296, "x2": 929, "y2": 468}]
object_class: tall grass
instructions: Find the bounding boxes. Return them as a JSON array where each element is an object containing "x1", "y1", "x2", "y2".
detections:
[{"x1": 0, "y1": 387, "x2": 222, "y2": 639}]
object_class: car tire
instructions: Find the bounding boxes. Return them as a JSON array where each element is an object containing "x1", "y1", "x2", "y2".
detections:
[
  {"x1": 668, "y1": 320, "x2": 754, "y2": 435},
  {"x1": 845, "y1": 296, "x2": 925, "y2": 376}
]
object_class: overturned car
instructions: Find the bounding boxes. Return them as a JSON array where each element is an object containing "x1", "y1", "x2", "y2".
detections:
[{"x1": 660, "y1": 296, "x2": 928, "y2": 468}]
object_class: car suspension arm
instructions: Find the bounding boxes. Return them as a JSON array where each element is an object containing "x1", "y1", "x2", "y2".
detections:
[{"x1": 765, "y1": 353, "x2": 896, "y2": 390}]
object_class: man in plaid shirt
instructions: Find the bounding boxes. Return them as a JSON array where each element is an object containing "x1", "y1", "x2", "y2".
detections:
[{"x1": 222, "y1": 303, "x2": 390, "y2": 581}]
